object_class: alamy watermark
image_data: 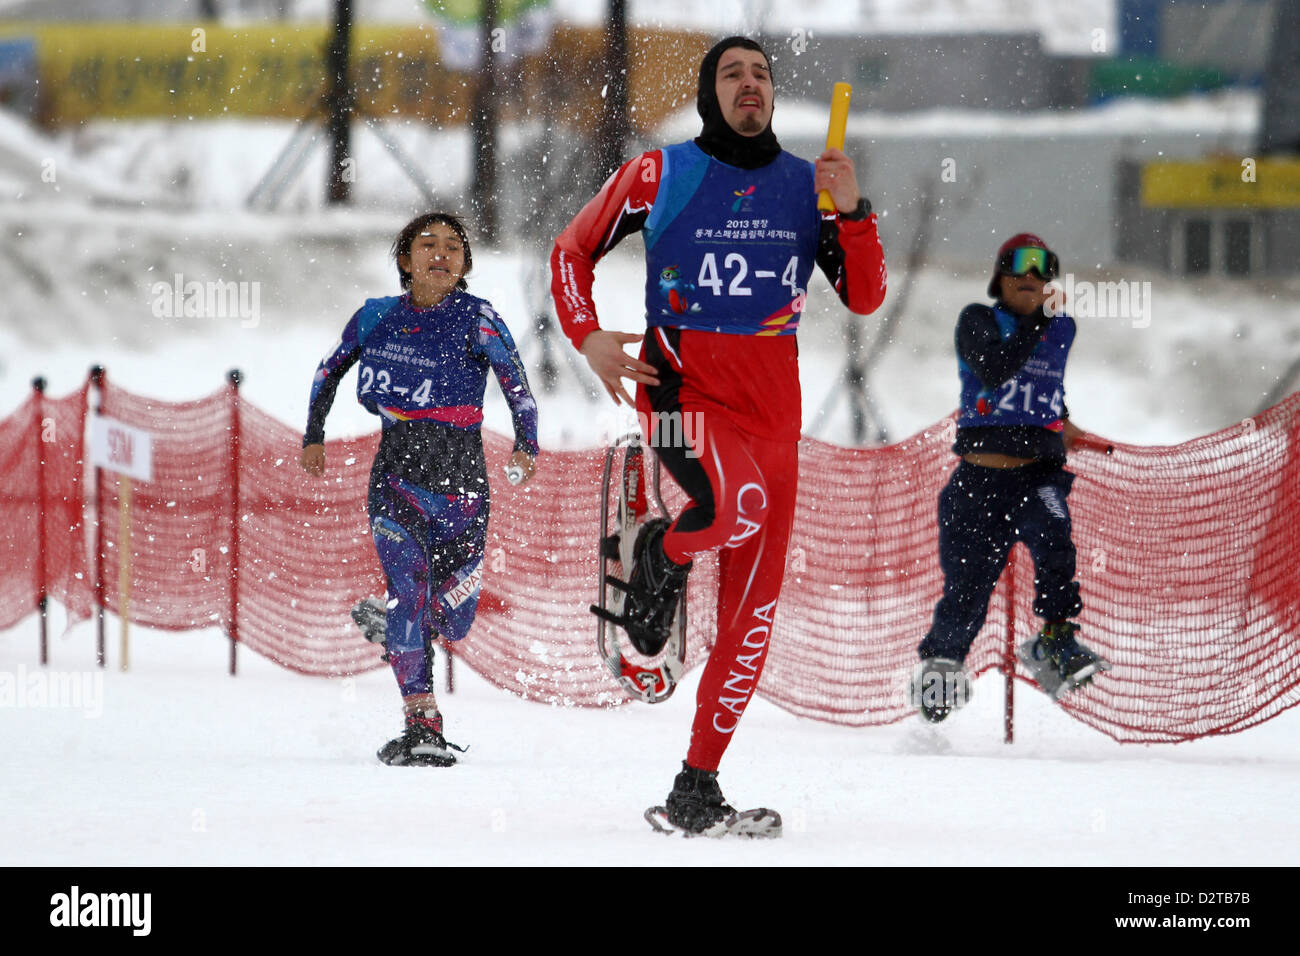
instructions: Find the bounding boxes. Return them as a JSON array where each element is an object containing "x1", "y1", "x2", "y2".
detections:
[
  {"x1": 1045, "y1": 275, "x2": 1152, "y2": 329},
  {"x1": 0, "y1": 664, "x2": 103, "y2": 718},
  {"x1": 596, "y1": 409, "x2": 705, "y2": 457},
  {"x1": 150, "y1": 272, "x2": 261, "y2": 328},
  {"x1": 50, "y1": 886, "x2": 150, "y2": 936},
  {"x1": 903, "y1": 662, "x2": 973, "y2": 715}
]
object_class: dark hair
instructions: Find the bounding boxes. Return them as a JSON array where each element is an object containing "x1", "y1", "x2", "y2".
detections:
[{"x1": 392, "y1": 212, "x2": 472, "y2": 292}]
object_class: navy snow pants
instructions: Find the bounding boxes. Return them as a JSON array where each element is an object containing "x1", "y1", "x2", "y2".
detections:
[{"x1": 919, "y1": 460, "x2": 1083, "y2": 663}]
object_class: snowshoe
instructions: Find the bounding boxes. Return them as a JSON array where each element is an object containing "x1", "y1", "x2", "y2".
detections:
[
  {"x1": 352, "y1": 596, "x2": 388, "y2": 645},
  {"x1": 352, "y1": 596, "x2": 390, "y2": 662},
  {"x1": 645, "y1": 806, "x2": 782, "y2": 838},
  {"x1": 591, "y1": 435, "x2": 687, "y2": 703},
  {"x1": 645, "y1": 762, "x2": 781, "y2": 839}
]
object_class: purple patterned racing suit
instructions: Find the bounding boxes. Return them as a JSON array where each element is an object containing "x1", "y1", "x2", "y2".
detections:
[{"x1": 304, "y1": 292, "x2": 538, "y2": 696}]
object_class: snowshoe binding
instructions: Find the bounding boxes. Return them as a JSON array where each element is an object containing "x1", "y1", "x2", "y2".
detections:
[
  {"x1": 645, "y1": 762, "x2": 782, "y2": 839},
  {"x1": 908, "y1": 657, "x2": 971, "y2": 723},
  {"x1": 618, "y1": 518, "x2": 691, "y2": 656},
  {"x1": 376, "y1": 712, "x2": 466, "y2": 767},
  {"x1": 1018, "y1": 620, "x2": 1111, "y2": 700}
]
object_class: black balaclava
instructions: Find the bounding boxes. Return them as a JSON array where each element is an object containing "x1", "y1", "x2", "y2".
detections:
[{"x1": 694, "y1": 36, "x2": 781, "y2": 170}]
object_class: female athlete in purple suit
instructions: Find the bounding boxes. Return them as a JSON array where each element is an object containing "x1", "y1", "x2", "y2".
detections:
[{"x1": 301, "y1": 213, "x2": 539, "y2": 765}]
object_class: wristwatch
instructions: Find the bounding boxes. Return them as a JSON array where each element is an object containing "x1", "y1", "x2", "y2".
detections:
[{"x1": 839, "y1": 197, "x2": 872, "y2": 221}]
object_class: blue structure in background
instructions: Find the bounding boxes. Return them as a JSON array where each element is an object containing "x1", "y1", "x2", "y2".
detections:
[
  {"x1": 1098, "y1": 0, "x2": 1272, "y2": 101},
  {"x1": 1118, "y1": 0, "x2": 1163, "y2": 56},
  {"x1": 0, "y1": 37, "x2": 38, "y2": 113}
]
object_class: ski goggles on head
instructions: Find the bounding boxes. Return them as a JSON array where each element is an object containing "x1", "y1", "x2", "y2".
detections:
[{"x1": 997, "y1": 246, "x2": 1059, "y2": 281}]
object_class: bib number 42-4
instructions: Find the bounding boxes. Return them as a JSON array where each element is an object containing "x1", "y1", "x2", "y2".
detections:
[{"x1": 697, "y1": 254, "x2": 801, "y2": 299}]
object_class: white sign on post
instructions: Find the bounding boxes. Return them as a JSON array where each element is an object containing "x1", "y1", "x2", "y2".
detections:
[
  {"x1": 90, "y1": 415, "x2": 153, "y2": 482},
  {"x1": 89, "y1": 414, "x2": 153, "y2": 672}
]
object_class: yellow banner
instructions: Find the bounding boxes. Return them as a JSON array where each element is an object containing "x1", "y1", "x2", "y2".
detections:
[
  {"x1": 0, "y1": 22, "x2": 711, "y2": 133},
  {"x1": 1141, "y1": 158, "x2": 1300, "y2": 209},
  {"x1": 0, "y1": 23, "x2": 459, "y2": 124}
]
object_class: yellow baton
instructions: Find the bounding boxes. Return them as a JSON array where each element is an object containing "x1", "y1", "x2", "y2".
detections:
[{"x1": 818, "y1": 82, "x2": 852, "y2": 212}]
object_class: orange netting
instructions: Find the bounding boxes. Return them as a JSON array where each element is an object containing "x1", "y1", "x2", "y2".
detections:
[
  {"x1": 0, "y1": 382, "x2": 91, "y2": 634},
  {"x1": 2, "y1": 375, "x2": 1297, "y2": 743}
]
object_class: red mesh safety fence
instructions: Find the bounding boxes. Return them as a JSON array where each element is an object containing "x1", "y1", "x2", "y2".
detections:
[
  {"x1": 767, "y1": 404, "x2": 1300, "y2": 742},
  {"x1": 0, "y1": 382, "x2": 92, "y2": 633},
  {"x1": 1025, "y1": 401, "x2": 1300, "y2": 742},
  {"x1": 1, "y1": 376, "x2": 1298, "y2": 743},
  {"x1": 93, "y1": 379, "x2": 240, "y2": 639},
  {"x1": 92, "y1": 379, "x2": 389, "y2": 677}
]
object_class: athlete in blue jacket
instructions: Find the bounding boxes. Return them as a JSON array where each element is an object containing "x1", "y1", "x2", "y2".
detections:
[
  {"x1": 912, "y1": 233, "x2": 1107, "y2": 722},
  {"x1": 301, "y1": 212, "x2": 539, "y2": 765}
]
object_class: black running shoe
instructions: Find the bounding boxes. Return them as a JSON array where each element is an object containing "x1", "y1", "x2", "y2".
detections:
[
  {"x1": 377, "y1": 712, "x2": 459, "y2": 767},
  {"x1": 665, "y1": 762, "x2": 736, "y2": 834},
  {"x1": 908, "y1": 657, "x2": 971, "y2": 722},
  {"x1": 623, "y1": 519, "x2": 691, "y2": 656},
  {"x1": 1035, "y1": 620, "x2": 1104, "y2": 690}
]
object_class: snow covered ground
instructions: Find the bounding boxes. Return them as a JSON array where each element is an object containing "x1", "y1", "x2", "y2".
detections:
[{"x1": 4, "y1": 614, "x2": 1297, "y2": 868}]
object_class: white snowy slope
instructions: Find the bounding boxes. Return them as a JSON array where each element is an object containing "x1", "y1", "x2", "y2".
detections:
[
  {"x1": 2, "y1": 211, "x2": 1294, "y2": 451},
  {"x1": 2, "y1": 614, "x2": 1297, "y2": 867}
]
